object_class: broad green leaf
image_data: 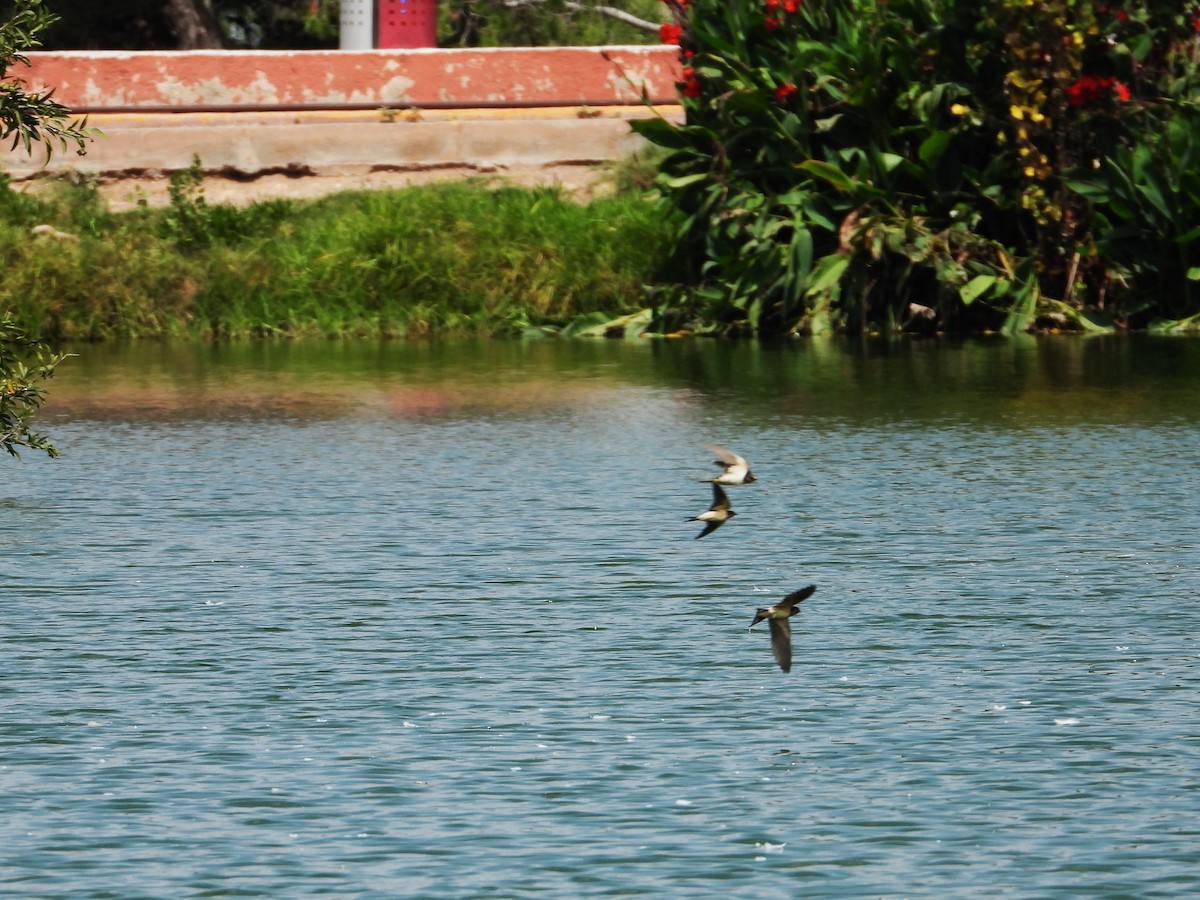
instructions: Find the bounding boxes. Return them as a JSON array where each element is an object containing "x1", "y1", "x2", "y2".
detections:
[
  {"x1": 746, "y1": 296, "x2": 762, "y2": 332},
  {"x1": 630, "y1": 118, "x2": 696, "y2": 151},
  {"x1": 959, "y1": 275, "x2": 997, "y2": 306},
  {"x1": 1136, "y1": 173, "x2": 1173, "y2": 223},
  {"x1": 1073, "y1": 308, "x2": 1116, "y2": 333},
  {"x1": 806, "y1": 253, "x2": 850, "y2": 295},
  {"x1": 662, "y1": 173, "x2": 711, "y2": 190},
  {"x1": 1063, "y1": 174, "x2": 1113, "y2": 202},
  {"x1": 801, "y1": 195, "x2": 840, "y2": 232},
  {"x1": 1001, "y1": 261, "x2": 1039, "y2": 336},
  {"x1": 791, "y1": 226, "x2": 814, "y2": 279},
  {"x1": 796, "y1": 159, "x2": 855, "y2": 192},
  {"x1": 918, "y1": 132, "x2": 951, "y2": 165}
]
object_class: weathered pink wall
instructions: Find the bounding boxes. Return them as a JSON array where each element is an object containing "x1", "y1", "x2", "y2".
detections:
[{"x1": 20, "y1": 47, "x2": 682, "y2": 111}]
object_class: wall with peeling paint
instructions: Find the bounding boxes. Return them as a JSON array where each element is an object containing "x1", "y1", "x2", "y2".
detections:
[
  {"x1": 3, "y1": 48, "x2": 684, "y2": 182},
  {"x1": 20, "y1": 47, "x2": 682, "y2": 111}
]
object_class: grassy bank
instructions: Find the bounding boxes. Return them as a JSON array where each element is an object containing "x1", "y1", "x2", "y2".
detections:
[{"x1": 0, "y1": 167, "x2": 673, "y2": 341}]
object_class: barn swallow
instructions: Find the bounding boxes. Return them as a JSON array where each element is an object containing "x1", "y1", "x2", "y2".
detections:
[
  {"x1": 703, "y1": 442, "x2": 757, "y2": 485},
  {"x1": 687, "y1": 482, "x2": 736, "y2": 539},
  {"x1": 749, "y1": 584, "x2": 817, "y2": 673}
]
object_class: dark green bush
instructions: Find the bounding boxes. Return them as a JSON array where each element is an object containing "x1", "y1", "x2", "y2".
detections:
[{"x1": 635, "y1": 0, "x2": 1200, "y2": 334}]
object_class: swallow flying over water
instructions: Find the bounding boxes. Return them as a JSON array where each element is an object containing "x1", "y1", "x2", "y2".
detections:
[
  {"x1": 749, "y1": 584, "x2": 817, "y2": 673},
  {"x1": 703, "y1": 442, "x2": 756, "y2": 485},
  {"x1": 687, "y1": 482, "x2": 736, "y2": 539}
]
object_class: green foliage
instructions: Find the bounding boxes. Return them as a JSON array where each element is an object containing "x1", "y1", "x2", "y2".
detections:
[
  {"x1": 441, "y1": 0, "x2": 661, "y2": 47},
  {"x1": 0, "y1": 311, "x2": 68, "y2": 457},
  {"x1": 1065, "y1": 103, "x2": 1200, "y2": 326},
  {"x1": 160, "y1": 155, "x2": 294, "y2": 248},
  {"x1": 0, "y1": 174, "x2": 674, "y2": 340},
  {"x1": 15, "y1": 0, "x2": 339, "y2": 50},
  {"x1": 19, "y1": 0, "x2": 658, "y2": 49},
  {"x1": 2, "y1": 0, "x2": 91, "y2": 460},
  {"x1": 635, "y1": 0, "x2": 1200, "y2": 335},
  {"x1": 1, "y1": 0, "x2": 91, "y2": 158}
]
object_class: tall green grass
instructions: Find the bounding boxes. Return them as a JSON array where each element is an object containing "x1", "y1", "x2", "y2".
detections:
[{"x1": 0, "y1": 168, "x2": 674, "y2": 341}]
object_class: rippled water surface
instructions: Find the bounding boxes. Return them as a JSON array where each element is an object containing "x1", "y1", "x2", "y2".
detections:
[{"x1": 3, "y1": 336, "x2": 1200, "y2": 897}]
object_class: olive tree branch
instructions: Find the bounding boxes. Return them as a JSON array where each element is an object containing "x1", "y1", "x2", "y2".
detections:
[{"x1": 499, "y1": 0, "x2": 659, "y2": 34}]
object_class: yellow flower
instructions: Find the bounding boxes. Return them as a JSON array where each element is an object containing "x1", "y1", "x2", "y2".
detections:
[
  {"x1": 1010, "y1": 105, "x2": 1025, "y2": 120},
  {"x1": 1024, "y1": 166, "x2": 1037, "y2": 178},
  {"x1": 950, "y1": 103, "x2": 970, "y2": 116}
]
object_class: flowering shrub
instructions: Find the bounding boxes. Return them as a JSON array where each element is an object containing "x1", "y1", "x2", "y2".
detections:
[
  {"x1": 634, "y1": 0, "x2": 1200, "y2": 335},
  {"x1": 1065, "y1": 75, "x2": 1130, "y2": 107}
]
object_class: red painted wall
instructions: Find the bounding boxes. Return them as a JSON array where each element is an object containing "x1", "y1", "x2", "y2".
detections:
[{"x1": 19, "y1": 47, "x2": 682, "y2": 111}]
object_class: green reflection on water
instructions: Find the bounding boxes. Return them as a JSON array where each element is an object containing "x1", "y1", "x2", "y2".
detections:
[{"x1": 44, "y1": 334, "x2": 1200, "y2": 425}]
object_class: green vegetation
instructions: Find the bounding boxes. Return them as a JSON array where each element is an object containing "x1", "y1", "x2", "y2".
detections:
[
  {"x1": 0, "y1": 164, "x2": 675, "y2": 340},
  {"x1": 0, "y1": 310, "x2": 67, "y2": 457},
  {"x1": 635, "y1": 0, "x2": 1200, "y2": 336},
  {"x1": 24, "y1": 0, "x2": 660, "y2": 50},
  {"x1": 9, "y1": 0, "x2": 1200, "y2": 345},
  {"x1": 440, "y1": 0, "x2": 660, "y2": 47},
  {"x1": 2, "y1": 0, "x2": 89, "y2": 458},
  {"x1": 1, "y1": 0, "x2": 90, "y2": 157}
]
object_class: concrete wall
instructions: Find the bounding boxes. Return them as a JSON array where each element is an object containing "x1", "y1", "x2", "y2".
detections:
[
  {"x1": 2, "y1": 47, "x2": 683, "y2": 182},
  {"x1": 16, "y1": 46, "x2": 681, "y2": 110}
]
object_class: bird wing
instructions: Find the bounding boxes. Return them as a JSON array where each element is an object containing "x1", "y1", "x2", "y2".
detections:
[
  {"x1": 768, "y1": 618, "x2": 793, "y2": 673},
  {"x1": 709, "y1": 482, "x2": 732, "y2": 511},
  {"x1": 704, "y1": 442, "x2": 747, "y2": 468},
  {"x1": 782, "y1": 584, "x2": 816, "y2": 607},
  {"x1": 695, "y1": 519, "x2": 724, "y2": 539}
]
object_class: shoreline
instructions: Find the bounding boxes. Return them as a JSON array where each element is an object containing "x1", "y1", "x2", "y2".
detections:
[{"x1": 14, "y1": 161, "x2": 622, "y2": 212}]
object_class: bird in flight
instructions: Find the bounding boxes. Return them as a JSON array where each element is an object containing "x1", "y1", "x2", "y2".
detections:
[
  {"x1": 687, "y1": 482, "x2": 736, "y2": 539},
  {"x1": 749, "y1": 584, "x2": 817, "y2": 673},
  {"x1": 703, "y1": 442, "x2": 757, "y2": 485}
]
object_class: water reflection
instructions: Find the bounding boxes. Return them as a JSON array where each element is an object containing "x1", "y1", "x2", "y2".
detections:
[{"x1": 46, "y1": 333, "x2": 1200, "y2": 426}]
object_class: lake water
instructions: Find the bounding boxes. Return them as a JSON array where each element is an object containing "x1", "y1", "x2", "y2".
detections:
[{"x1": 3, "y1": 335, "x2": 1199, "y2": 897}]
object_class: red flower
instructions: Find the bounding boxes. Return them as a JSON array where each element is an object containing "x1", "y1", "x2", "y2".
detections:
[
  {"x1": 659, "y1": 22, "x2": 682, "y2": 44},
  {"x1": 774, "y1": 82, "x2": 798, "y2": 104},
  {"x1": 782, "y1": 0, "x2": 801, "y2": 12},
  {"x1": 764, "y1": 0, "x2": 779, "y2": 8},
  {"x1": 681, "y1": 77, "x2": 702, "y2": 98},
  {"x1": 1065, "y1": 74, "x2": 1129, "y2": 107},
  {"x1": 764, "y1": 15, "x2": 780, "y2": 31}
]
